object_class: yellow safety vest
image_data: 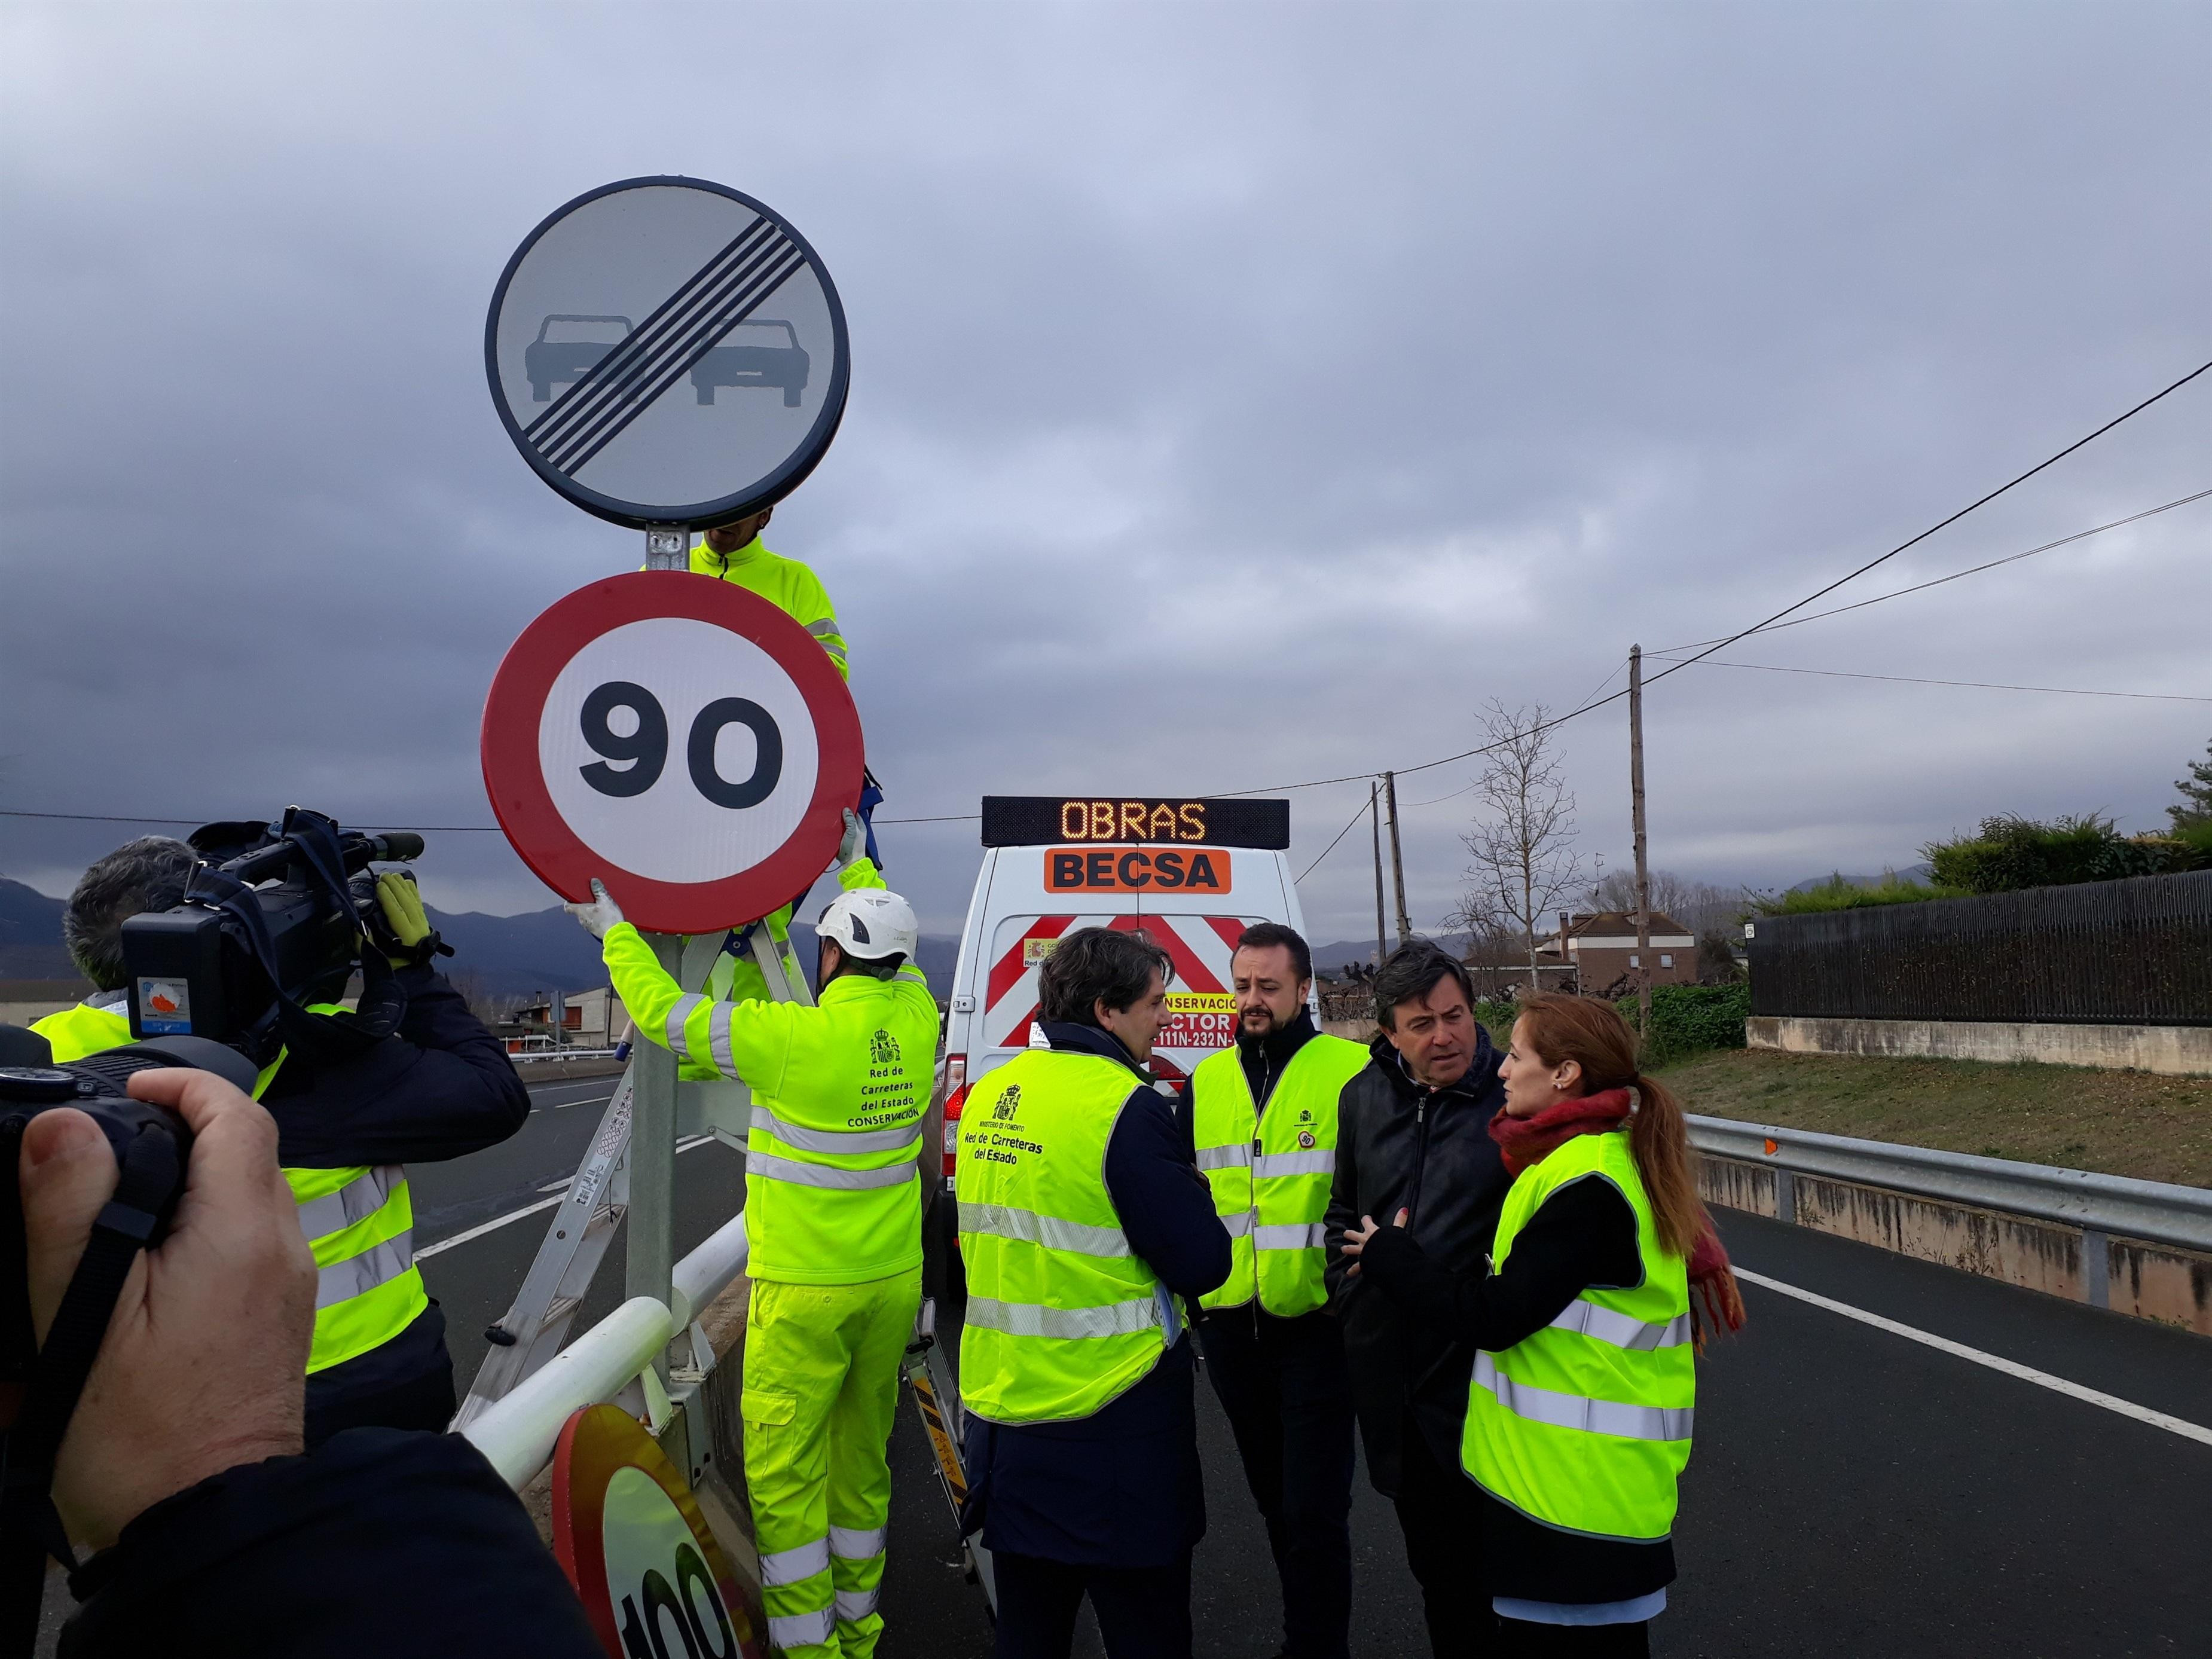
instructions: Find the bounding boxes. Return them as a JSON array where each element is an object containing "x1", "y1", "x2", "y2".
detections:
[
  {"x1": 955, "y1": 1047, "x2": 1171, "y2": 1425},
  {"x1": 686, "y1": 536, "x2": 848, "y2": 682},
  {"x1": 1191, "y1": 1033, "x2": 1367, "y2": 1316},
  {"x1": 604, "y1": 915, "x2": 939, "y2": 1285},
  {"x1": 1461, "y1": 1129, "x2": 1694, "y2": 1542},
  {"x1": 32, "y1": 997, "x2": 427, "y2": 1375}
]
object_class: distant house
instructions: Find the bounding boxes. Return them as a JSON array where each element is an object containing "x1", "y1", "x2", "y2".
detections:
[
  {"x1": 1529, "y1": 911, "x2": 1700, "y2": 997},
  {"x1": 0, "y1": 977, "x2": 96, "y2": 1028},
  {"x1": 512, "y1": 984, "x2": 630, "y2": 1051}
]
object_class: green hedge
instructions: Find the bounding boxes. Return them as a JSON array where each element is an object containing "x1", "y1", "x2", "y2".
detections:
[
  {"x1": 1753, "y1": 873, "x2": 1964, "y2": 915},
  {"x1": 1617, "y1": 983, "x2": 1750, "y2": 1065},
  {"x1": 1471, "y1": 986, "x2": 1748, "y2": 1065},
  {"x1": 1924, "y1": 813, "x2": 2207, "y2": 894}
]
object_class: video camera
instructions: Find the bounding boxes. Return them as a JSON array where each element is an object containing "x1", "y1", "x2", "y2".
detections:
[{"x1": 117, "y1": 806, "x2": 435, "y2": 1068}]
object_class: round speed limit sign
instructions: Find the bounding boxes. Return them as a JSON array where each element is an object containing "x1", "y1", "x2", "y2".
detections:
[{"x1": 482, "y1": 573, "x2": 863, "y2": 934}]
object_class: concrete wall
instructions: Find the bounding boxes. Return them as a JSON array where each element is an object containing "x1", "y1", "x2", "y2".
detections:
[
  {"x1": 1747, "y1": 1015, "x2": 2212, "y2": 1078},
  {"x1": 1698, "y1": 1156, "x2": 2212, "y2": 1336}
]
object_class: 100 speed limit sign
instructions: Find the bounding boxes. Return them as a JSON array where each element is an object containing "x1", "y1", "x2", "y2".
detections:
[{"x1": 482, "y1": 573, "x2": 863, "y2": 934}]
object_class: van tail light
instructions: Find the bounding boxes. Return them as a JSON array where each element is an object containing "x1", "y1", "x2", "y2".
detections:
[{"x1": 940, "y1": 1056, "x2": 968, "y2": 1184}]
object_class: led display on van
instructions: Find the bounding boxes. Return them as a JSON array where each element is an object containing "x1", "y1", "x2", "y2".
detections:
[{"x1": 981, "y1": 796, "x2": 1290, "y2": 849}]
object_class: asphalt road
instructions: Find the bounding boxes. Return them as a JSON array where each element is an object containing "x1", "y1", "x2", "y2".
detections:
[
  {"x1": 415, "y1": 1078, "x2": 2211, "y2": 1657},
  {"x1": 42, "y1": 1074, "x2": 2208, "y2": 1655}
]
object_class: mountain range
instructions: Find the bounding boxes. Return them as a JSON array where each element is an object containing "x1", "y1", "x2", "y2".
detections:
[{"x1": 0, "y1": 878, "x2": 958, "y2": 1000}]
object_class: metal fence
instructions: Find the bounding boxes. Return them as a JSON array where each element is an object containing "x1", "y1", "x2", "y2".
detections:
[{"x1": 1749, "y1": 870, "x2": 2212, "y2": 1026}]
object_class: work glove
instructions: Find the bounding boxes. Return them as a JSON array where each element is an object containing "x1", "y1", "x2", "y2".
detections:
[
  {"x1": 567, "y1": 878, "x2": 626, "y2": 940},
  {"x1": 831, "y1": 806, "x2": 867, "y2": 873},
  {"x1": 372, "y1": 870, "x2": 451, "y2": 968}
]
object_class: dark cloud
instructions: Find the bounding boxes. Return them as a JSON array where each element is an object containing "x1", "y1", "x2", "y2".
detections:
[{"x1": 4, "y1": 2, "x2": 2207, "y2": 940}]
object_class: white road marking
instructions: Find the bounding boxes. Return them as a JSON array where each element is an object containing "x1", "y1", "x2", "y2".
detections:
[
  {"x1": 1736, "y1": 1267, "x2": 2212, "y2": 1449},
  {"x1": 418, "y1": 1135, "x2": 728, "y2": 1259}
]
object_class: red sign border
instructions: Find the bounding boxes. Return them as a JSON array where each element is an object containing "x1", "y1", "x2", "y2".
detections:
[
  {"x1": 481, "y1": 571, "x2": 863, "y2": 935},
  {"x1": 551, "y1": 1401, "x2": 762, "y2": 1658}
]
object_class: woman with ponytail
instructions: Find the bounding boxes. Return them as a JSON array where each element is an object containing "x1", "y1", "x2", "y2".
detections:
[{"x1": 1343, "y1": 993, "x2": 1743, "y2": 1655}]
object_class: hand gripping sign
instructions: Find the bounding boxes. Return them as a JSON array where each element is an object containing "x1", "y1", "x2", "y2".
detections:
[{"x1": 482, "y1": 573, "x2": 863, "y2": 935}]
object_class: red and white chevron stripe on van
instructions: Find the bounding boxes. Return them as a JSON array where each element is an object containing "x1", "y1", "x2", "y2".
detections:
[{"x1": 979, "y1": 911, "x2": 1263, "y2": 1083}]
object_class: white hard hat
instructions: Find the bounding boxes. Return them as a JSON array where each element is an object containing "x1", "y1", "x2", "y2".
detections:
[{"x1": 817, "y1": 887, "x2": 919, "y2": 963}]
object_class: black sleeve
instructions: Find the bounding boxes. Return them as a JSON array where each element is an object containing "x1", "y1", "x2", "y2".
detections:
[
  {"x1": 1354, "y1": 1174, "x2": 1642, "y2": 1351},
  {"x1": 1103, "y1": 1084, "x2": 1232, "y2": 1300},
  {"x1": 62, "y1": 1429, "x2": 605, "y2": 1659},
  {"x1": 1322, "y1": 1079, "x2": 1361, "y2": 1304},
  {"x1": 261, "y1": 967, "x2": 531, "y2": 1168},
  {"x1": 1172, "y1": 1064, "x2": 1200, "y2": 1166}
]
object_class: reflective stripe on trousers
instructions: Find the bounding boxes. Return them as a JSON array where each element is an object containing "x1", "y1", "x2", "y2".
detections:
[
  {"x1": 1548, "y1": 1297, "x2": 1692, "y2": 1352},
  {"x1": 959, "y1": 1199, "x2": 1133, "y2": 1258},
  {"x1": 1472, "y1": 1351, "x2": 1693, "y2": 1441},
  {"x1": 761, "y1": 1536, "x2": 830, "y2": 1587},
  {"x1": 769, "y1": 1609, "x2": 836, "y2": 1649},
  {"x1": 964, "y1": 1293, "x2": 1164, "y2": 1340}
]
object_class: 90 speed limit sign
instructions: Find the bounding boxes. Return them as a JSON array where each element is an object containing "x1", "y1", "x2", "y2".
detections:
[{"x1": 482, "y1": 573, "x2": 863, "y2": 934}]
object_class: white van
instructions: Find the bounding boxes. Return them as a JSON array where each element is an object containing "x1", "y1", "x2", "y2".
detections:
[{"x1": 927, "y1": 795, "x2": 1311, "y2": 1287}]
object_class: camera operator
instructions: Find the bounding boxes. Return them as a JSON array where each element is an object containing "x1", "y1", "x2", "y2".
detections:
[
  {"x1": 36, "y1": 834, "x2": 530, "y2": 1444},
  {"x1": 13, "y1": 1056, "x2": 601, "y2": 1658}
]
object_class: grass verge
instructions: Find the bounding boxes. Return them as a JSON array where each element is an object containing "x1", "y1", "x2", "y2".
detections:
[{"x1": 1656, "y1": 1047, "x2": 2212, "y2": 1190}]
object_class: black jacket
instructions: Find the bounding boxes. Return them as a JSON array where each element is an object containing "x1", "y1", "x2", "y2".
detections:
[
  {"x1": 1356, "y1": 1169, "x2": 1676, "y2": 1603},
  {"x1": 1322, "y1": 1026, "x2": 1510, "y2": 1495},
  {"x1": 261, "y1": 966, "x2": 530, "y2": 1431},
  {"x1": 260, "y1": 964, "x2": 530, "y2": 1168},
  {"x1": 62, "y1": 1430, "x2": 604, "y2": 1657},
  {"x1": 960, "y1": 1021, "x2": 1232, "y2": 1567}
]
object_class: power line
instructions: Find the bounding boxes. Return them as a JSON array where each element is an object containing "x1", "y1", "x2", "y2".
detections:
[
  {"x1": 1651, "y1": 488, "x2": 2212, "y2": 655},
  {"x1": 1294, "y1": 793, "x2": 1374, "y2": 882},
  {"x1": 0, "y1": 806, "x2": 986, "y2": 831},
  {"x1": 1645, "y1": 653, "x2": 2212, "y2": 703},
  {"x1": 17, "y1": 368, "x2": 2208, "y2": 848},
  {"x1": 1640, "y1": 360, "x2": 2212, "y2": 695}
]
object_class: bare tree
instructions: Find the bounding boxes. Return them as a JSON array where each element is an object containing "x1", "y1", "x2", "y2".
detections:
[{"x1": 1455, "y1": 700, "x2": 1586, "y2": 989}]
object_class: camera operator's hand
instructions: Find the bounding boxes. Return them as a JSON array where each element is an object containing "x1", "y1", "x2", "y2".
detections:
[
  {"x1": 20, "y1": 1069, "x2": 316, "y2": 1550},
  {"x1": 373, "y1": 869, "x2": 439, "y2": 967},
  {"x1": 566, "y1": 876, "x2": 626, "y2": 940}
]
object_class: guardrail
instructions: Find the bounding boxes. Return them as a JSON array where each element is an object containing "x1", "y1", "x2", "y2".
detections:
[
  {"x1": 1688, "y1": 1114, "x2": 2212, "y2": 1255},
  {"x1": 508, "y1": 1047, "x2": 621, "y2": 1062},
  {"x1": 460, "y1": 1214, "x2": 750, "y2": 1491}
]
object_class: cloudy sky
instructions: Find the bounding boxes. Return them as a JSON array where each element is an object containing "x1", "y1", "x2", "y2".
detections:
[{"x1": 3, "y1": 2, "x2": 2207, "y2": 946}]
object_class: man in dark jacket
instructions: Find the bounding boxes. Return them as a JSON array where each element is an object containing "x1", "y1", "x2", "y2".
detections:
[
  {"x1": 38, "y1": 832, "x2": 531, "y2": 1446},
  {"x1": 1323, "y1": 943, "x2": 1511, "y2": 1659},
  {"x1": 957, "y1": 927, "x2": 1232, "y2": 1658}
]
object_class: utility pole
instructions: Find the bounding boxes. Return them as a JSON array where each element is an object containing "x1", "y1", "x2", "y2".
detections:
[
  {"x1": 1383, "y1": 769, "x2": 1411, "y2": 951},
  {"x1": 1370, "y1": 780, "x2": 1388, "y2": 965},
  {"x1": 1629, "y1": 645, "x2": 1653, "y2": 1044}
]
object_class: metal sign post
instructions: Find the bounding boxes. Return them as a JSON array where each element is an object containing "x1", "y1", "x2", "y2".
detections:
[{"x1": 465, "y1": 176, "x2": 858, "y2": 1418}]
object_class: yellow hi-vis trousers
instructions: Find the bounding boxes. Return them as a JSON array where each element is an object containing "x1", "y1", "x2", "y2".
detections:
[{"x1": 741, "y1": 1267, "x2": 921, "y2": 1659}]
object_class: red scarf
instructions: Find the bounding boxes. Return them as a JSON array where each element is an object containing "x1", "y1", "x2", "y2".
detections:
[{"x1": 1489, "y1": 1086, "x2": 1746, "y2": 1348}]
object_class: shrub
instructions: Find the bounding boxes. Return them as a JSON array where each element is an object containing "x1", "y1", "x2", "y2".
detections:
[
  {"x1": 1617, "y1": 983, "x2": 1749, "y2": 1065},
  {"x1": 1923, "y1": 813, "x2": 2205, "y2": 894},
  {"x1": 1751, "y1": 873, "x2": 1964, "y2": 915},
  {"x1": 1471, "y1": 999, "x2": 1519, "y2": 1047}
]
